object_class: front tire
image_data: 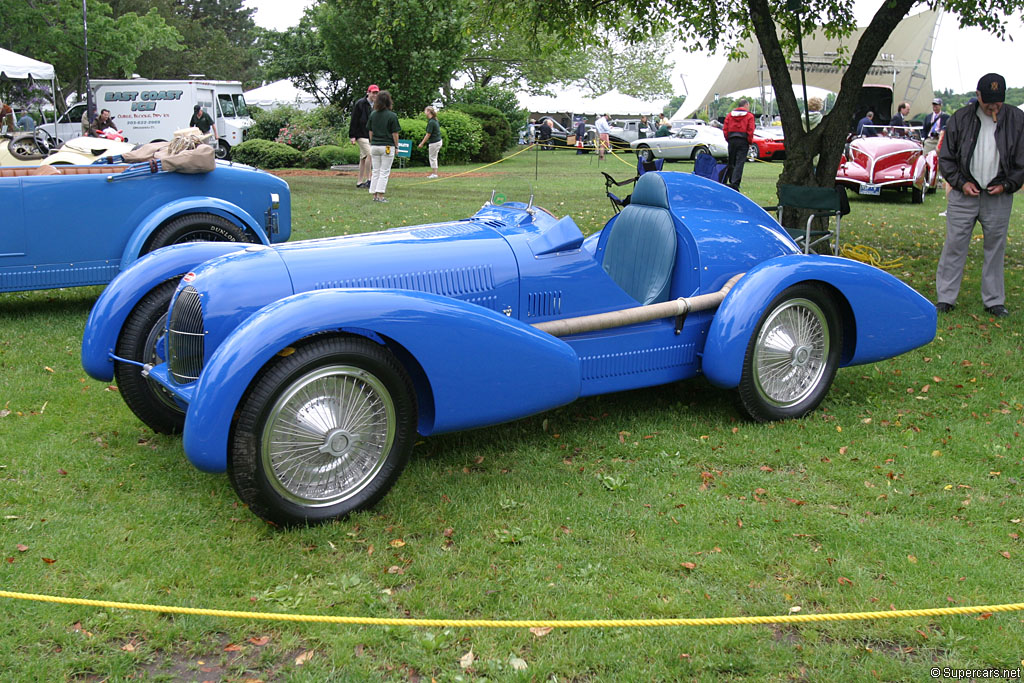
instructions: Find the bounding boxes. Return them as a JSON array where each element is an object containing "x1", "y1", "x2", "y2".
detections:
[
  {"x1": 114, "y1": 277, "x2": 185, "y2": 434},
  {"x1": 229, "y1": 337, "x2": 418, "y2": 526},
  {"x1": 737, "y1": 285, "x2": 842, "y2": 422},
  {"x1": 636, "y1": 145, "x2": 654, "y2": 162},
  {"x1": 215, "y1": 141, "x2": 230, "y2": 160},
  {"x1": 145, "y1": 213, "x2": 251, "y2": 253},
  {"x1": 691, "y1": 145, "x2": 710, "y2": 160},
  {"x1": 911, "y1": 185, "x2": 924, "y2": 204}
]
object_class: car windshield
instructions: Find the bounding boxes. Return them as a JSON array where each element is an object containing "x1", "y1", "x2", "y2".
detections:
[
  {"x1": 233, "y1": 95, "x2": 250, "y2": 118},
  {"x1": 675, "y1": 128, "x2": 698, "y2": 139},
  {"x1": 218, "y1": 94, "x2": 236, "y2": 118}
]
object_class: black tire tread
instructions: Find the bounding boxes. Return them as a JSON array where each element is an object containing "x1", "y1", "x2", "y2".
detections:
[
  {"x1": 229, "y1": 336, "x2": 418, "y2": 526},
  {"x1": 145, "y1": 212, "x2": 251, "y2": 253}
]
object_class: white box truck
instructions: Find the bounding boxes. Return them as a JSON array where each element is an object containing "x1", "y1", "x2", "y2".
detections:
[{"x1": 40, "y1": 77, "x2": 254, "y2": 159}]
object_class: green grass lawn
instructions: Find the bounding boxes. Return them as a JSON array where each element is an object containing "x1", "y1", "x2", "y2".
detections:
[{"x1": 1, "y1": 149, "x2": 1022, "y2": 681}]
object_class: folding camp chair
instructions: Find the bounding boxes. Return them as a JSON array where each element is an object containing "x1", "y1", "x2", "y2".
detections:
[
  {"x1": 693, "y1": 151, "x2": 728, "y2": 183},
  {"x1": 601, "y1": 157, "x2": 664, "y2": 214},
  {"x1": 765, "y1": 184, "x2": 850, "y2": 255}
]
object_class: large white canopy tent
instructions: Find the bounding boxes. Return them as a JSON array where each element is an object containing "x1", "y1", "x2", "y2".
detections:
[
  {"x1": 243, "y1": 79, "x2": 320, "y2": 112},
  {"x1": 0, "y1": 48, "x2": 57, "y2": 131},
  {"x1": 680, "y1": 9, "x2": 940, "y2": 121},
  {"x1": 518, "y1": 87, "x2": 667, "y2": 124}
]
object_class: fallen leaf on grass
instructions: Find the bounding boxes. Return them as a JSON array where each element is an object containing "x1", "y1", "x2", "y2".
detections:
[
  {"x1": 248, "y1": 636, "x2": 270, "y2": 646},
  {"x1": 16, "y1": 544, "x2": 28, "y2": 552},
  {"x1": 1000, "y1": 551, "x2": 1011, "y2": 559},
  {"x1": 389, "y1": 539, "x2": 405, "y2": 548},
  {"x1": 976, "y1": 613, "x2": 993, "y2": 620},
  {"x1": 837, "y1": 576, "x2": 854, "y2": 586},
  {"x1": 224, "y1": 643, "x2": 243, "y2": 652},
  {"x1": 907, "y1": 555, "x2": 917, "y2": 564},
  {"x1": 789, "y1": 605, "x2": 802, "y2": 614},
  {"x1": 680, "y1": 562, "x2": 697, "y2": 570},
  {"x1": 42, "y1": 557, "x2": 56, "y2": 564},
  {"x1": 459, "y1": 650, "x2": 475, "y2": 669},
  {"x1": 121, "y1": 640, "x2": 137, "y2": 652},
  {"x1": 386, "y1": 565, "x2": 405, "y2": 574},
  {"x1": 530, "y1": 627, "x2": 553, "y2": 637},
  {"x1": 509, "y1": 655, "x2": 528, "y2": 671},
  {"x1": 294, "y1": 650, "x2": 314, "y2": 666}
]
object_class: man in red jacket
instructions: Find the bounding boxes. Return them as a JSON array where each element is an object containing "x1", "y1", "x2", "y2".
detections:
[{"x1": 722, "y1": 99, "x2": 755, "y2": 190}]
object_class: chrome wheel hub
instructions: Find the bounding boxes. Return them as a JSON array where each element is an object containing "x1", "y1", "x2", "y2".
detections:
[
  {"x1": 753, "y1": 299, "x2": 830, "y2": 408},
  {"x1": 261, "y1": 365, "x2": 395, "y2": 507}
]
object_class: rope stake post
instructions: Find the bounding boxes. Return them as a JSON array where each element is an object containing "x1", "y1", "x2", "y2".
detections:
[{"x1": 2, "y1": 590, "x2": 1022, "y2": 630}]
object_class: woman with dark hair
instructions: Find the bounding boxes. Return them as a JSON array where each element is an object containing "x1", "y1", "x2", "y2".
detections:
[
  {"x1": 368, "y1": 90, "x2": 401, "y2": 202},
  {"x1": 417, "y1": 106, "x2": 442, "y2": 178}
]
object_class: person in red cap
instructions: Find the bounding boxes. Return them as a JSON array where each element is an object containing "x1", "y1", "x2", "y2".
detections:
[
  {"x1": 935, "y1": 73, "x2": 1024, "y2": 318},
  {"x1": 349, "y1": 84, "x2": 379, "y2": 189}
]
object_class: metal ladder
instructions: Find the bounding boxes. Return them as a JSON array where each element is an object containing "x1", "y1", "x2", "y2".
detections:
[{"x1": 902, "y1": 11, "x2": 943, "y2": 105}]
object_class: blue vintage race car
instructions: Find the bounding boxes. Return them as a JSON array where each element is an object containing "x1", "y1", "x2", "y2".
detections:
[
  {"x1": 81, "y1": 171, "x2": 936, "y2": 526},
  {"x1": 0, "y1": 160, "x2": 289, "y2": 293}
]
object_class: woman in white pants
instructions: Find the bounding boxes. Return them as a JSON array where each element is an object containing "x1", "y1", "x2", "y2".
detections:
[
  {"x1": 417, "y1": 106, "x2": 443, "y2": 178},
  {"x1": 367, "y1": 90, "x2": 401, "y2": 202}
]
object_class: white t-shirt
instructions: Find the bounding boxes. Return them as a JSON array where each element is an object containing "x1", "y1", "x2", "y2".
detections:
[
  {"x1": 595, "y1": 117, "x2": 611, "y2": 135},
  {"x1": 970, "y1": 106, "x2": 1001, "y2": 189}
]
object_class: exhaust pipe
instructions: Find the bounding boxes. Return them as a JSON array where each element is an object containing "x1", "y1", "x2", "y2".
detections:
[{"x1": 533, "y1": 273, "x2": 744, "y2": 337}]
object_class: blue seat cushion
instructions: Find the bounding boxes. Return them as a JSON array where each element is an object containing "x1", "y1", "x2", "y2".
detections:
[{"x1": 601, "y1": 174, "x2": 677, "y2": 305}]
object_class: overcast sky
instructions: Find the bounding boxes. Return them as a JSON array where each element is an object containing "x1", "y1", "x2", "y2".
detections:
[{"x1": 243, "y1": 0, "x2": 1024, "y2": 97}]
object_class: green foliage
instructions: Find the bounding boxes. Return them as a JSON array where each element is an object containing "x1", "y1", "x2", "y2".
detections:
[
  {"x1": 0, "y1": 0, "x2": 183, "y2": 109},
  {"x1": 435, "y1": 109, "x2": 482, "y2": 165},
  {"x1": 275, "y1": 125, "x2": 340, "y2": 152},
  {"x1": 232, "y1": 138, "x2": 301, "y2": 168},
  {"x1": 302, "y1": 144, "x2": 357, "y2": 169},
  {"x1": 445, "y1": 84, "x2": 527, "y2": 133},
  {"x1": 399, "y1": 118, "x2": 430, "y2": 167},
  {"x1": 449, "y1": 103, "x2": 512, "y2": 162},
  {"x1": 247, "y1": 105, "x2": 304, "y2": 142}
]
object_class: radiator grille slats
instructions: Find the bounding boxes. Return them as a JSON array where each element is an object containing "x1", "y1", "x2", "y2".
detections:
[{"x1": 167, "y1": 286, "x2": 205, "y2": 383}]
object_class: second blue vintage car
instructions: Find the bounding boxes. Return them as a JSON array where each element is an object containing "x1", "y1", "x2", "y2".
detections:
[
  {"x1": 0, "y1": 159, "x2": 290, "y2": 293},
  {"x1": 82, "y1": 171, "x2": 936, "y2": 526}
]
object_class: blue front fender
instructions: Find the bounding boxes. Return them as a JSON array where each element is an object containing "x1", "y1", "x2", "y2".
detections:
[
  {"x1": 182, "y1": 289, "x2": 582, "y2": 473},
  {"x1": 81, "y1": 242, "x2": 251, "y2": 381},
  {"x1": 702, "y1": 255, "x2": 936, "y2": 389},
  {"x1": 119, "y1": 197, "x2": 269, "y2": 268}
]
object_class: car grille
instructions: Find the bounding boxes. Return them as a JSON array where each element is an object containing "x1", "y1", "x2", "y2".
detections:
[{"x1": 167, "y1": 285, "x2": 205, "y2": 383}]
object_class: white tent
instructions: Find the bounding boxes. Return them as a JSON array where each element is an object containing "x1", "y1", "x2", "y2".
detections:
[
  {"x1": 244, "y1": 79, "x2": 319, "y2": 111},
  {"x1": 682, "y1": 9, "x2": 940, "y2": 120},
  {"x1": 0, "y1": 47, "x2": 55, "y2": 81},
  {"x1": 518, "y1": 87, "x2": 666, "y2": 121}
]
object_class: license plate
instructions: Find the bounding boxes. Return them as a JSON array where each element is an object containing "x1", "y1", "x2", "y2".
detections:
[{"x1": 859, "y1": 184, "x2": 881, "y2": 195}]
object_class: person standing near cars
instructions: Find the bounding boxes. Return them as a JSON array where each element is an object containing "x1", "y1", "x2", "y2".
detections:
[
  {"x1": 935, "y1": 73, "x2": 1024, "y2": 318},
  {"x1": 722, "y1": 98, "x2": 755, "y2": 191},
  {"x1": 368, "y1": 90, "x2": 401, "y2": 203},
  {"x1": 349, "y1": 84, "x2": 378, "y2": 189},
  {"x1": 417, "y1": 106, "x2": 442, "y2": 178},
  {"x1": 90, "y1": 108, "x2": 117, "y2": 137},
  {"x1": 595, "y1": 113, "x2": 611, "y2": 160},
  {"x1": 922, "y1": 98, "x2": 950, "y2": 156},
  {"x1": 189, "y1": 104, "x2": 218, "y2": 147}
]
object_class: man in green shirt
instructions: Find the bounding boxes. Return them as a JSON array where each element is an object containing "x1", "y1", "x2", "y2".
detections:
[{"x1": 189, "y1": 105, "x2": 218, "y2": 148}]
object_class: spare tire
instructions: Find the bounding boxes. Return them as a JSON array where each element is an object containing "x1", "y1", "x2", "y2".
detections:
[{"x1": 145, "y1": 213, "x2": 251, "y2": 253}]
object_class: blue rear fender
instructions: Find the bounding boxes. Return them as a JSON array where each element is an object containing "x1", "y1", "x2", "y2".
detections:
[
  {"x1": 181, "y1": 289, "x2": 582, "y2": 473},
  {"x1": 81, "y1": 242, "x2": 251, "y2": 381},
  {"x1": 118, "y1": 196, "x2": 271, "y2": 268},
  {"x1": 701, "y1": 255, "x2": 936, "y2": 389}
]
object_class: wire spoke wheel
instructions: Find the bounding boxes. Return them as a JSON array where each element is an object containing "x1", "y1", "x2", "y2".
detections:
[
  {"x1": 261, "y1": 365, "x2": 396, "y2": 508},
  {"x1": 738, "y1": 285, "x2": 841, "y2": 421},
  {"x1": 752, "y1": 299, "x2": 828, "y2": 407}
]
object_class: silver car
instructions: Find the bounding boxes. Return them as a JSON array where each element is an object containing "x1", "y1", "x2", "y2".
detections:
[{"x1": 630, "y1": 126, "x2": 728, "y2": 161}]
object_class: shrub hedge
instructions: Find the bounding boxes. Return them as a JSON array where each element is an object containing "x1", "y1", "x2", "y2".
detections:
[
  {"x1": 435, "y1": 110, "x2": 482, "y2": 165},
  {"x1": 449, "y1": 103, "x2": 513, "y2": 162},
  {"x1": 232, "y1": 139, "x2": 302, "y2": 169}
]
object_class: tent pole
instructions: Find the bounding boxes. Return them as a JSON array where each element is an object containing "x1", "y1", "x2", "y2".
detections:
[{"x1": 82, "y1": 0, "x2": 95, "y2": 124}]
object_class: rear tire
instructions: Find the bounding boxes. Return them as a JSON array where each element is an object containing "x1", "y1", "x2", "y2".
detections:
[
  {"x1": 229, "y1": 337, "x2": 418, "y2": 526},
  {"x1": 114, "y1": 277, "x2": 185, "y2": 434},
  {"x1": 911, "y1": 185, "x2": 924, "y2": 204},
  {"x1": 747, "y1": 144, "x2": 759, "y2": 162},
  {"x1": 737, "y1": 284, "x2": 842, "y2": 422},
  {"x1": 691, "y1": 145, "x2": 710, "y2": 160},
  {"x1": 145, "y1": 213, "x2": 251, "y2": 253},
  {"x1": 636, "y1": 145, "x2": 654, "y2": 162}
]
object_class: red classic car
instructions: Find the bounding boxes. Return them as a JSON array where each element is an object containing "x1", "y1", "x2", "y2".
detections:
[
  {"x1": 748, "y1": 128, "x2": 786, "y2": 161},
  {"x1": 835, "y1": 126, "x2": 938, "y2": 202}
]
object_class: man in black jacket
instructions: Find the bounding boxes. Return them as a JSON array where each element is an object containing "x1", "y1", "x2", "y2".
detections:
[
  {"x1": 921, "y1": 98, "x2": 950, "y2": 156},
  {"x1": 348, "y1": 84, "x2": 378, "y2": 189},
  {"x1": 935, "y1": 73, "x2": 1024, "y2": 318}
]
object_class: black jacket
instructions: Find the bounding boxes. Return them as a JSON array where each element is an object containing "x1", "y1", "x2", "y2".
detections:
[
  {"x1": 938, "y1": 102, "x2": 1024, "y2": 194},
  {"x1": 348, "y1": 97, "x2": 372, "y2": 139}
]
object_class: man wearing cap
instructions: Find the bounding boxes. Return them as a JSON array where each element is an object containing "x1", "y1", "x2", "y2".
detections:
[
  {"x1": 921, "y1": 98, "x2": 950, "y2": 156},
  {"x1": 189, "y1": 104, "x2": 217, "y2": 144},
  {"x1": 349, "y1": 85, "x2": 378, "y2": 189},
  {"x1": 935, "y1": 73, "x2": 1024, "y2": 318}
]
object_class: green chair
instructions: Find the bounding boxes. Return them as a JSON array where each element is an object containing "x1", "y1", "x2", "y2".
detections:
[{"x1": 765, "y1": 184, "x2": 849, "y2": 255}]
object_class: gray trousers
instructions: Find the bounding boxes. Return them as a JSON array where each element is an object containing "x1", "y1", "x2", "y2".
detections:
[{"x1": 935, "y1": 188, "x2": 1013, "y2": 307}]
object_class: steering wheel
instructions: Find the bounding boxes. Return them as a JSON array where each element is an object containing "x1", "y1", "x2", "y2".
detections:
[{"x1": 33, "y1": 127, "x2": 56, "y2": 154}]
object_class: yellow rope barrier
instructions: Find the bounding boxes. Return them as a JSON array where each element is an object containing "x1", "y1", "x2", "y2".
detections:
[
  {"x1": 403, "y1": 143, "x2": 540, "y2": 186},
  {"x1": 2, "y1": 590, "x2": 1021, "y2": 629}
]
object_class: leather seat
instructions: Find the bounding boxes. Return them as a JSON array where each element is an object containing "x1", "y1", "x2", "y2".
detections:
[{"x1": 601, "y1": 172, "x2": 677, "y2": 305}]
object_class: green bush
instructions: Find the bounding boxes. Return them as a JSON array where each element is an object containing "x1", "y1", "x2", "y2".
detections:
[
  {"x1": 275, "y1": 125, "x2": 341, "y2": 152},
  {"x1": 398, "y1": 118, "x2": 429, "y2": 167},
  {"x1": 445, "y1": 84, "x2": 527, "y2": 134},
  {"x1": 302, "y1": 145, "x2": 347, "y2": 169},
  {"x1": 450, "y1": 103, "x2": 513, "y2": 162},
  {"x1": 232, "y1": 139, "x2": 302, "y2": 169},
  {"x1": 435, "y1": 109, "x2": 482, "y2": 165},
  {"x1": 247, "y1": 105, "x2": 305, "y2": 141}
]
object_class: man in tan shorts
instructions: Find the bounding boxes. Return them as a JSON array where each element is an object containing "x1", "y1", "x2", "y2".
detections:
[{"x1": 348, "y1": 85, "x2": 379, "y2": 189}]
